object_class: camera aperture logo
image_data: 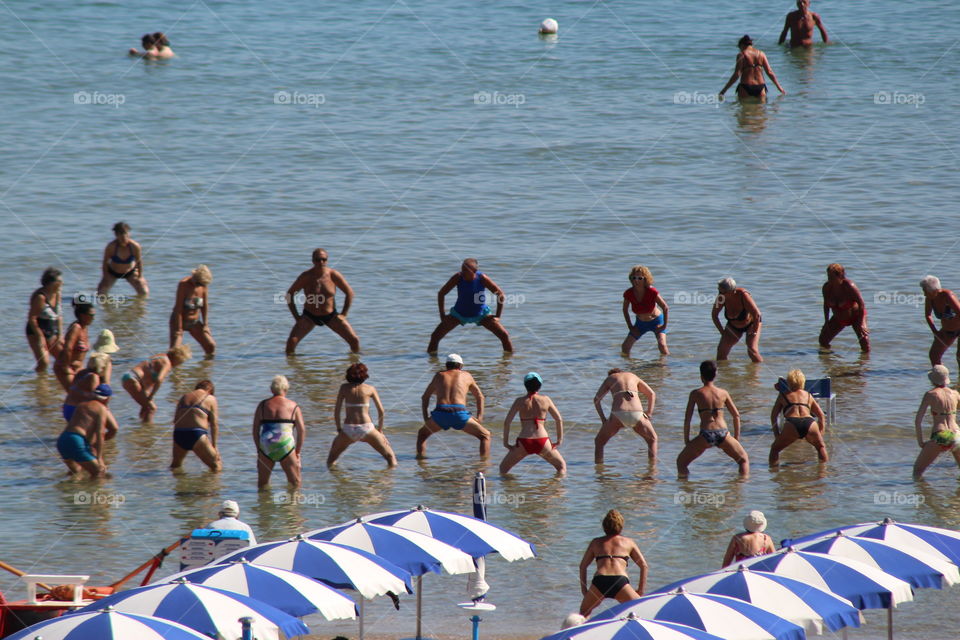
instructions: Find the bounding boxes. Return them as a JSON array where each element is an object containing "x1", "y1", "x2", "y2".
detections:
[
  {"x1": 874, "y1": 491, "x2": 924, "y2": 506},
  {"x1": 74, "y1": 91, "x2": 126, "y2": 108},
  {"x1": 473, "y1": 91, "x2": 526, "y2": 108},
  {"x1": 673, "y1": 490, "x2": 725, "y2": 507},
  {"x1": 73, "y1": 491, "x2": 126, "y2": 507},
  {"x1": 274, "y1": 91, "x2": 326, "y2": 108},
  {"x1": 273, "y1": 491, "x2": 325, "y2": 506}
]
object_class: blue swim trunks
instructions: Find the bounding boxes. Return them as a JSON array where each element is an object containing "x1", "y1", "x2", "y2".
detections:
[
  {"x1": 450, "y1": 306, "x2": 491, "y2": 326},
  {"x1": 431, "y1": 404, "x2": 472, "y2": 430},
  {"x1": 57, "y1": 431, "x2": 95, "y2": 463},
  {"x1": 631, "y1": 315, "x2": 666, "y2": 338}
]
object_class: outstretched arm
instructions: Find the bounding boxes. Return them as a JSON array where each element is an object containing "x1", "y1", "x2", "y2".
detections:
[
  {"x1": 372, "y1": 388, "x2": 386, "y2": 431},
  {"x1": 287, "y1": 274, "x2": 304, "y2": 320},
  {"x1": 637, "y1": 379, "x2": 656, "y2": 416},
  {"x1": 631, "y1": 544, "x2": 648, "y2": 595},
  {"x1": 579, "y1": 543, "x2": 596, "y2": 596},
  {"x1": 721, "y1": 535, "x2": 738, "y2": 567},
  {"x1": 770, "y1": 396, "x2": 784, "y2": 436},
  {"x1": 720, "y1": 55, "x2": 743, "y2": 96},
  {"x1": 656, "y1": 295, "x2": 670, "y2": 328},
  {"x1": 421, "y1": 376, "x2": 437, "y2": 422},
  {"x1": 470, "y1": 378, "x2": 485, "y2": 422},
  {"x1": 594, "y1": 378, "x2": 612, "y2": 422}
]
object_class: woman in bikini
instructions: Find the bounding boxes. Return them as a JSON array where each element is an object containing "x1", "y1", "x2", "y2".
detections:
[
  {"x1": 53, "y1": 297, "x2": 96, "y2": 391},
  {"x1": 768, "y1": 369, "x2": 827, "y2": 466},
  {"x1": 254, "y1": 375, "x2": 306, "y2": 488},
  {"x1": 819, "y1": 263, "x2": 869, "y2": 352},
  {"x1": 327, "y1": 363, "x2": 397, "y2": 467},
  {"x1": 712, "y1": 277, "x2": 763, "y2": 363},
  {"x1": 578, "y1": 509, "x2": 648, "y2": 617},
  {"x1": 171, "y1": 380, "x2": 222, "y2": 472},
  {"x1": 26, "y1": 267, "x2": 63, "y2": 371},
  {"x1": 97, "y1": 222, "x2": 149, "y2": 297},
  {"x1": 719, "y1": 35, "x2": 786, "y2": 101},
  {"x1": 677, "y1": 360, "x2": 749, "y2": 477},
  {"x1": 920, "y1": 275, "x2": 960, "y2": 367},
  {"x1": 500, "y1": 372, "x2": 566, "y2": 475},
  {"x1": 170, "y1": 264, "x2": 215, "y2": 356},
  {"x1": 721, "y1": 511, "x2": 776, "y2": 567},
  {"x1": 122, "y1": 344, "x2": 192, "y2": 421},
  {"x1": 913, "y1": 365, "x2": 960, "y2": 478},
  {"x1": 62, "y1": 353, "x2": 111, "y2": 422},
  {"x1": 621, "y1": 265, "x2": 669, "y2": 357},
  {"x1": 592, "y1": 368, "x2": 657, "y2": 463}
]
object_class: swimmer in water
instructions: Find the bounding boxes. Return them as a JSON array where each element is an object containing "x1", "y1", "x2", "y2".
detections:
[
  {"x1": 920, "y1": 275, "x2": 960, "y2": 367},
  {"x1": 151, "y1": 32, "x2": 174, "y2": 58},
  {"x1": 427, "y1": 258, "x2": 513, "y2": 354},
  {"x1": 719, "y1": 35, "x2": 786, "y2": 101},
  {"x1": 593, "y1": 368, "x2": 657, "y2": 463},
  {"x1": 170, "y1": 264, "x2": 215, "y2": 356},
  {"x1": 713, "y1": 277, "x2": 763, "y2": 363},
  {"x1": 122, "y1": 344, "x2": 192, "y2": 422},
  {"x1": 97, "y1": 222, "x2": 149, "y2": 297},
  {"x1": 768, "y1": 369, "x2": 828, "y2": 466},
  {"x1": 499, "y1": 372, "x2": 566, "y2": 475},
  {"x1": 819, "y1": 263, "x2": 869, "y2": 352},
  {"x1": 779, "y1": 0, "x2": 828, "y2": 48},
  {"x1": 912, "y1": 365, "x2": 960, "y2": 478},
  {"x1": 171, "y1": 380, "x2": 222, "y2": 472},
  {"x1": 254, "y1": 375, "x2": 306, "y2": 488},
  {"x1": 26, "y1": 267, "x2": 63, "y2": 372},
  {"x1": 327, "y1": 363, "x2": 397, "y2": 467},
  {"x1": 128, "y1": 33, "x2": 158, "y2": 57},
  {"x1": 677, "y1": 360, "x2": 750, "y2": 477},
  {"x1": 578, "y1": 509, "x2": 648, "y2": 617},
  {"x1": 621, "y1": 265, "x2": 669, "y2": 357}
]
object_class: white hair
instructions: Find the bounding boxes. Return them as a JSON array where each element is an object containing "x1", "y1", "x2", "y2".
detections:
[
  {"x1": 920, "y1": 275, "x2": 941, "y2": 293},
  {"x1": 718, "y1": 277, "x2": 737, "y2": 292},
  {"x1": 270, "y1": 375, "x2": 289, "y2": 395}
]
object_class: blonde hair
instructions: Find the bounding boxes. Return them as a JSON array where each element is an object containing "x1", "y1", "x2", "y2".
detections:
[
  {"x1": 601, "y1": 509, "x2": 624, "y2": 536},
  {"x1": 786, "y1": 369, "x2": 806, "y2": 391},
  {"x1": 167, "y1": 344, "x2": 193, "y2": 365},
  {"x1": 87, "y1": 353, "x2": 110, "y2": 377},
  {"x1": 270, "y1": 375, "x2": 290, "y2": 395},
  {"x1": 192, "y1": 264, "x2": 213, "y2": 285},
  {"x1": 628, "y1": 265, "x2": 654, "y2": 285}
]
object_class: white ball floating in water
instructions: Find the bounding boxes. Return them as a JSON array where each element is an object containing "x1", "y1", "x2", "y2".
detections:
[{"x1": 539, "y1": 18, "x2": 558, "y2": 34}]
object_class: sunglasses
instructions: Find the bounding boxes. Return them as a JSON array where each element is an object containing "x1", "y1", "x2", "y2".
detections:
[{"x1": 630, "y1": 276, "x2": 645, "y2": 281}]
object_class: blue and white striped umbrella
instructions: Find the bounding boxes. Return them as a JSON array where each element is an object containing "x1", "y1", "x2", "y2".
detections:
[
  {"x1": 791, "y1": 531, "x2": 960, "y2": 589},
  {"x1": 161, "y1": 559, "x2": 357, "y2": 619},
  {"x1": 80, "y1": 580, "x2": 308, "y2": 640},
  {"x1": 783, "y1": 518, "x2": 960, "y2": 565},
  {"x1": 539, "y1": 612, "x2": 727, "y2": 640},
  {"x1": 366, "y1": 505, "x2": 535, "y2": 561},
  {"x1": 653, "y1": 564, "x2": 863, "y2": 635},
  {"x1": 307, "y1": 519, "x2": 476, "y2": 577},
  {"x1": 3, "y1": 607, "x2": 210, "y2": 640},
  {"x1": 216, "y1": 534, "x2": 413, "y2": 599},
  {"x1": 591, "y1": 589, "x2": 805, "y2": 640},
  {"x1": 738, "y1": 547, "x2": 914, "y2": 610}
]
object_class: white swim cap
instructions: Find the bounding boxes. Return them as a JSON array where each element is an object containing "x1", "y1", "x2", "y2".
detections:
[{"x1": 539, "y1": 18, "x2": 558, "y2": 34}]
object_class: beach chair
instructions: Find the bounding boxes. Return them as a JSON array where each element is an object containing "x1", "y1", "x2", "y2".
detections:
[{"x1": 775, "y1": 377, "x2": 836, "y2": 426}]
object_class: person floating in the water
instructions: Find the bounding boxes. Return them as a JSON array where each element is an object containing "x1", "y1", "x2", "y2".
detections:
[
  {"x1": 819, "y1": 263, "x2": 869, "y2": 352},
  {"x1": 417, "y1": 354, "x2": 490, "y2": 458},
  {"x1": 719, "y1": 35, "x2": 786, "y2": 101},
  {"x1": 426, "y1": 258, "x2": 513, "y2": 354},
  {"x1": 779, "y1": 0, "x2": 828, "y2": 48},
  {"x1": 285, "y1": 248, "x2": 360, "y2": 354},
  {"x1": 499, "y1": 372, "x2": 566, "y2": 475}
]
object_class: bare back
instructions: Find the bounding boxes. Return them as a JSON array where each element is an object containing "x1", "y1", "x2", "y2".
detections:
[
  {"x1": 66, "y1": 401, "x2": 107, "y2": 438},
  {"x1": 431, "y1": 369, "x2": 476, "y2": 406},
  {"x1": 339, "y1": 382, "x2": 378, "y2": 424},
  {"x1": 175, "y1": 389, "x2": 216, "y2": 430},
  {"x1": 738, "y1": 48, "x2": 766, "y2": 85},
  {"x1": 258, "y1": 395, "x2": 299, "y2": 423},
  {"x1": 516, "y1": 394, "x2": 552, "y2": 438},
  {"x1": 606, "y1": 372, "x2": 646, "y2": 411},
  {"x1": 589, "y1": 534, "x2": 637, "y2": 577},
  {"x1": 692, "y1": 386, "x2": 729, "y2": 430},
  {"x1": 926, "y1": 387, "x2": 960, "y2": 433}
]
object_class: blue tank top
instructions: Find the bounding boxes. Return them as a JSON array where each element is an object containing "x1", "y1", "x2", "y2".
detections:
[{"x1": 453, "y1": 272, "x2": 487, "y2": 317}]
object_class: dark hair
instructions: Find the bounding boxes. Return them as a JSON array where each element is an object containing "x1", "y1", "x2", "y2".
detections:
[
  {"x1": 346, "y1": 363, "x2": 369, "y2": 383},
  {"x1": 738, "y1": 35, "x2": 753, "y2": 48},
  {"x1": 312, "y1": 248, "x2": 328, "y2": 263},
  {"x1": 607, "y1": 368, "x2": 622, "y2": 376},
  {"x1": 445, "y1": 361, "x2": 463, "y2": 370},
  {"x1": 113, "y1": 221, "x2": 131, "y2": 235},
  {"x1": 700, "y1": 360, "x2": 718, "y2": 382},
  {"x1": 141, "y1": 33, "x2": 155, "y2": 49},
  {"x1": 195, "y1": 380, "x2": 215, "y2": 394},
  {"x1": 524, "y1": 377, "x2": 542, "y2": 393},
  {"x1": 152, "y1": 32, "x2": 169, "y2": 47},
  {"x1": 41, "y1": 267, "x2": 62, "y2": 286},
  {"x1": 74, "y1": 303, "x2": 94, "y2": 318}
]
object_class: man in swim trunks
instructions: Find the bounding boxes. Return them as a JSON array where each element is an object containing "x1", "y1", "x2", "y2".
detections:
[
  {"x1": 499, "y1": 372, "x2": 566, "y2": 474},
  {"x1": 417, "y1": 354, "x2": 490, "y2": 458},
  {"x1": 56, "y1": 385, "x2": 118, "y2": 478},
  {"x1": 779, "y1": 0, "x2": 828, "y2": 48},
  {"x1": 285, "y1": 248, "x2": 360, "y2": 354},
  {"x1": 426, "y1": 258, "x2": 513, "y2": 354},
  {"x1": 712, "y1": 277, "x2": 763, "y2": 363},
  {"x1": 677, "y1": 360, "x2": 749, "y2": 477},
  {"x1": 819, "y1": 263, "x2": 869, "y2": 352}
]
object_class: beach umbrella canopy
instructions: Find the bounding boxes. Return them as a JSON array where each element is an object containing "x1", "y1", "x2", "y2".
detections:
[
  {"x1": 653, "y1": 564, "x2": 863, "y2": 635},
  {"x1": 783, "y1": 518, "x2": 960, "y2": 566},
  {"x1": 216, "y1": 534, "x2": 413, "y2": 599},
  {"x1": 160, "y1": 558, "x2": 357, "y2": 619},
  {"x1": 591, "y1": 589, "x2": 805, "y2": 640},
  {"x1": 3, "y1": 607, "x2": 210, "y2": 640},
  {"x1": 79, "y1": 579, "x2": 308, "y2": 640},
  {"x1": 791, "y1": 531, "x2": 960, "y2": 589},
  {"x1": 366, "y1": 505, "x2": 535, "y2": 560},
  {"x1": 539, "y1": 612, "x2": 728, "y2": 640},
  {"x1": 307, "y1": 519, "x2": 477, "y2": 576},
  {"x1": 738, "y1": 547, "x2": 914, "y2": 610}
]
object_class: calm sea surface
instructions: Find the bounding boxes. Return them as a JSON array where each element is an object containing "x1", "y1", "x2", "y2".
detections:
[{"x1": 1, "y1": 0, "x2": 959, "y2": 637}]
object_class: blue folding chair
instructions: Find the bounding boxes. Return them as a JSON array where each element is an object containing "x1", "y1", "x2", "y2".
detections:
[{"x1": 775, "y1": 377, "x2": 836, "y2": 426}]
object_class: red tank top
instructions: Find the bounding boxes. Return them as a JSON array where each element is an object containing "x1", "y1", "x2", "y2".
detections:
[{"x1": 624, "y1": 286, "x2": 659, "y2": 314}]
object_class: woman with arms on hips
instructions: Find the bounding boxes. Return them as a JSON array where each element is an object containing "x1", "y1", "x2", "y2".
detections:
[
  {"x1": 578, "y1": 509, "x2": 648, "y2": 617},
  {"x1": 592, "y1": 368, "x2": 657, "y2": 463},
  {"x1": 26, "y1": 267, "x2": 63, "y2": 371},
  {"x1": 254, "y1": 375, "x2": 306, "y2": 488},
  {"x1": 97, "y1": 222, "x2": 149, "y2": 297},
  {"x1": 768, "y1": 368, "x2": 828, "y2": 466},
  {"x1": 327, "y1": 363, "x2": 397, "y2": 467},
  {"x1": 621, "y1": 265, "x2": 669, "y2": 357}
]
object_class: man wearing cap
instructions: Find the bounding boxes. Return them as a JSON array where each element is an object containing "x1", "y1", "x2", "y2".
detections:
[
  {"x1": 56, "y1": 385, "x2": 118, "y2": 478},
  {"x1": 208, "y1": 500, "x2": 257, "y2": 544},
  {"x1": 499, "y1": 372, "x2": 566, "y2": 474},
  {"x1": 426, "y1": 258, "x2": 514, "y2": 354},
  {"x1": 417, "y1": 354, "x2": 490, "y2": 458}
]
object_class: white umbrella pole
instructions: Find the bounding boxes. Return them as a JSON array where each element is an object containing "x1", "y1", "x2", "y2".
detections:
[
  {"x1": 359, "y1": 596, "x2": 365, "y2": 640},
  {"x1": 887, "y1": 606, "x2": 893, "y2": 640},
  {"x1": 416, "y1": 574, "x2": 424, "y2": 639}
]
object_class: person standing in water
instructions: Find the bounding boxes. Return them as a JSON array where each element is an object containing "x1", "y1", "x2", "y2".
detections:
[
  {"x1": 499, "y1": 372, "x2": 566, "y2": 475},
  {"x1": 171, "y1": 264, "x2": 215, "y2": 356},
  {"x1": 26, "y1": 267, "x2": 63, "y2": 371},
  {"x1": 712, "y1": 277, "x2": 763, "y2": 363},
  {"x1": 254, "y1": 375, "x2": 306, "y2": 488},
  {"x1": 721, "y1": 511, "x2": 776, "y2": 567},
  {"x1": 121, "y1": 345, "x2": 192, "y2": 422},
  {"x1": 912, "y1": 365, "x2": 960, "y2": 478},
  {"x1": 285, "y1": 248, "x2": 361, "y2": 354},
  {"x1": 779, "y1": 0, "x2": 828, "y2": 48},
  {"x1": 417, "y1": 354, "x2": 490, "y2": 458},
  {"x1": 677, "y1": 360, "x2": 750, "y2": 477},
  {"x1": 919, "y1": 275, "x2": 960, "y2": 367},
  {"x1": 171, "y1": 380, "x2": 222, "y2": 473},
  {"x1": 719, "y1": 35, "x2": 786, "y2": 101},
  {"x1": 327, "y1": 363, "x2": 397, "y2": 467},
  {"x1": 578, "y1": 509, "x2": 648, "y2": 617},
  {"x1": 97, "y1": 222, "x2": 149, "y2": 297},
  {"x1": 426, "y1": 258, "x2": 513, "y2": 354},
  {"x1": 768, "y1": 369, "x2": 828, "y2": 466},
  {"x1": 56, "y1": 385, "x2": 118, "y2": 478},
  {"x1": 53, "y1": 296, "x2": 96, "y2": 391},
  {"x1": 621, "y1": 265, "x2": 669, "y2": 357},
  {"x1": 592, "y1": 368, "x2": 657, "y2": 463},
  {"x1": 819, "y1": 263, "x2": 869, "y2": 352}
]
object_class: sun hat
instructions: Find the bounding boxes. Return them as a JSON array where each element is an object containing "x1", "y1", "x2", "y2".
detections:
[
  {"x1": 446, "y1": 353, "x2": 463, "y2": 365},
  {"x1": 93, "y1": 329, "x2": 119, "y2": 354},
  {"x1": 524, "y1": 372, "x2": 543, "y2": 384},
  {"x1": 743, "y1": 510, "x2": 767, "y2": 533},
  {"x1": 220, "y1": 500, "x2": 239, "y2": 517}
]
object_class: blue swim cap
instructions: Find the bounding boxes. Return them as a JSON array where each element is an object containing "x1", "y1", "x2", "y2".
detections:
[
  {"x1": 524, "y1": 372, "x2": 543, "y2": 384},
  {"x1": 94, "y1": 383, "x2": 113, "y2": 398}
]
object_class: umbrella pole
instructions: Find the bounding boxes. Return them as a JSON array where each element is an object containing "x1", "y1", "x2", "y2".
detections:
[
  {"x1": 887, "y1": 606, "x2": 893, "y2": 640},
  {"x1": 416, "y1": 574, "x2": 424, "y2": 640},
  {"x1": 359, "y1": 596, "x2": 365, "y2": 640}
]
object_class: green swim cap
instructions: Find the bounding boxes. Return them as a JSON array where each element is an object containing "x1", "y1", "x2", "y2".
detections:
[{"x1": 933, "y1": 430, "x2": 957, "y2": 448}]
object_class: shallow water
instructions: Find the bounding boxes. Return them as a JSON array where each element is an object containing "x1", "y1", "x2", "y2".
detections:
[{"x1": 1, "y1": 0, "x2": 959, "y2": 637}]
